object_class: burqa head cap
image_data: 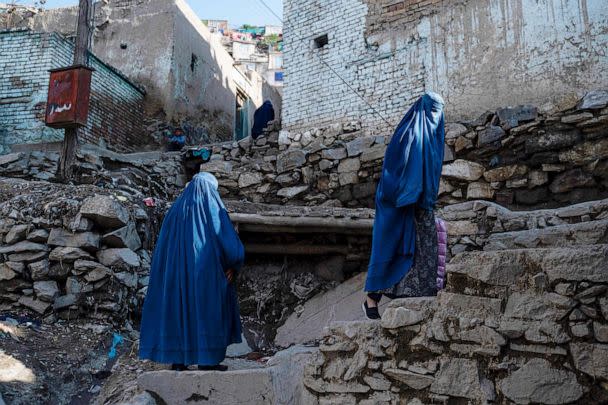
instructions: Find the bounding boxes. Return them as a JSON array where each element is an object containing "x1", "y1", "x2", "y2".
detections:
[
  {"x1": 421, "y1": 91, "x2": 444, "y2": 112},
  {"x1": 192, "y1": 172, "x2": 219, "y2": 190}
]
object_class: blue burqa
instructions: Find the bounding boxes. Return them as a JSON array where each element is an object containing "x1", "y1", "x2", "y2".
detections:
[
  {"x1": 365, "y1": 92, "x2": 445, "y2": 292},
  {"x1": 139, "y1": 172, "x2": 244, "y2": 366},
  {"x1": 251, "y1": 100, "x2": 275, "y2": 139}
]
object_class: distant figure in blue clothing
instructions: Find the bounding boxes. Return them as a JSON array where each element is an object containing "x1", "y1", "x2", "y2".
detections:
[
  {"x1": 139, "y1": 172, "x2": 244, "y2": 371},
  {"x1": 167, "y1": 127, "x2": 186, "y2": 151},
  {"x1": 251, "y1": 100, "x2": 275, "y2": 139}
]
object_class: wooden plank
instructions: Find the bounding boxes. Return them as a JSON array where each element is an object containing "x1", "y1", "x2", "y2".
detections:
[{"x1": 230, "y1": 213, "x2": 374, "y2": 235}]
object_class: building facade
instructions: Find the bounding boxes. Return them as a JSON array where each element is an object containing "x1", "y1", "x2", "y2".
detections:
[
  {"x1": 2, "y1": 0, "x2": 281, "y2": 143},
  {"x1": 283, "y1": 0, "x2": 608, "y2": 135},
  {"x1": 0, "y1": 29, "x2": 145, "y2": 154}
]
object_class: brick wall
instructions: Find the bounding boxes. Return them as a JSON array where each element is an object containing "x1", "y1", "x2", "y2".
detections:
[
  {"x1": 283, "y1": 0, "x2": 608, "y2": 137},
  {"x1": 0, "y1": 30, "x2": 145, "y2": 154},
  {"x1": 282, "y1": 0, "x2": 425, "y2": 137}
]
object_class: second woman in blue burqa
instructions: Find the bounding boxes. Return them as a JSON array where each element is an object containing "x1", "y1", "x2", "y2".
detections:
[
  {"x1": 139, "y1": 172, "x2": 244, "y2": 371},
  {"x1": 363, "y1": 91, "x2": 445, "y2": 319}
]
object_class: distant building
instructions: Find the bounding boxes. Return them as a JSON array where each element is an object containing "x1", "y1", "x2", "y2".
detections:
[
  {"x1": 239, "y1": 26, "x2": 265, "y2": 38},
  {"x1": 232, "y1": 40, "x2": 257, "y2": 62},
  {"x1": 266, "y1": 51, "x2": 284, "y2": 90},
  {"x1": 204, "y1": 19, "x2": 228, "y2": 34},
  {"x1": 264, "y1": 25, "x2": 282, "y2": 36}
]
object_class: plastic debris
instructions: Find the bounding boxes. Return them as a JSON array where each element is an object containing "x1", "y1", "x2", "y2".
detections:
[
  {"x1": 143, "y1": 197, "x2": 156, "y2": 207},
  {"x1": 108, "y1": 333, "x2": 124, "y2": 359}
]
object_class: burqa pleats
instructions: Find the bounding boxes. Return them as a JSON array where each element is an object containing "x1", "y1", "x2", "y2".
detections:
[
  {"x1": 365, "y1": 92, "x2": 445, "y2": 292},
  {"x1": 139, "y1": 173, "x2": 244, "y2": 366}
]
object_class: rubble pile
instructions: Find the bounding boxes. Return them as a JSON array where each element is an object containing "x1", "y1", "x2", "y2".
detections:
[
  {"x1": 204, "y1": 90, "x2": 608, "y2": 209},
  {"x1": 0, "y1": 146, "x2": 186, "y2": 200},
  {"x1": 0, "y1": 178, "x2": 161, "y2": 323},
  {"x1": 304, "y1": 247, "x2": 608, "y2": 403}
]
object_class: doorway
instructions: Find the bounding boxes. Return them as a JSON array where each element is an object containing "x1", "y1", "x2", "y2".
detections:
[{"x1": 235, "y1": 90, "x2": 251, "y2": 140}]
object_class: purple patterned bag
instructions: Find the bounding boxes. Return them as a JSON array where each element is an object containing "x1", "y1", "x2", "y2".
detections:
[{"x1": 436, "y1": 217, "x2": 447, "y2": 290}]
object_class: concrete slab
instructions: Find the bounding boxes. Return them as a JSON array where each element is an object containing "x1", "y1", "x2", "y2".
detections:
[
  {"x1": 275, "y1": 272, "x2": 387, "y2": 347},
  {"x1": 226, "y1": 333, "x2": 253, "y2": 357},
  {"x1": 138, "y1": 346, "x2": 317, "y2": 405},
  {"x1": 138, "y1": 368, "x2": 274, "y2": 405}
]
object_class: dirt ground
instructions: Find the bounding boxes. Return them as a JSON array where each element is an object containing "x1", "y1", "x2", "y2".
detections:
[
  {"x1": 0, "y1": 310, "x2": 163, "y2": 405},
  {"x1": 0, "y1": 308, "x2": 279, "y2": 405}
]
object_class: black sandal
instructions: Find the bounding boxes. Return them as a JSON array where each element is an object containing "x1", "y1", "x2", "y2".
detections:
[
  {"x1": 198, "y1": 364, "x2": 228, "y2": 371},
  {"x1": 362, "y1": 301, "x2": 381, "y2": 320}
]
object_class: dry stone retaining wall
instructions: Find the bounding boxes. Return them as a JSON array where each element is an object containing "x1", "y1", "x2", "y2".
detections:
[
  {"x1": 437, "y1": 198, "x2": 608, "y2": 258},
  {"x1": 202, "y1": 120, "x2": 384, "y2": 208},
  {"x1": 203, "y1": 91, "x2": 608, "y2": 210},
  {"x1": 303, "y1": 245, "x2": 608, "y2": 404}
]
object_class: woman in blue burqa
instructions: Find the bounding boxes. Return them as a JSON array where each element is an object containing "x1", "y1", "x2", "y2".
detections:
[
  {"x1": 139, "y1": 172, "x2": 244, "y2": 371},
  {"x1": 251, "y1": 100, "x2": 275, "y2": 139},
  {"x1": 363, "y1": 91, "x2": 445, "y2": 319}
]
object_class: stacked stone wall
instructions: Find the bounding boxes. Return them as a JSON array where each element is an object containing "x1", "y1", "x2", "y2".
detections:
[
  {"x1": 0, "y1": 147, "x2": 186, "y2": 199},
  {"x1": 437, "y1": 198, "x2": 608, "y2": 258},
  {"x1": 303, "y1": 246, "x2": 608, "y2": 404},
  {"x1": 203, "y1": 91, "x2": 608, "y2": 210}
]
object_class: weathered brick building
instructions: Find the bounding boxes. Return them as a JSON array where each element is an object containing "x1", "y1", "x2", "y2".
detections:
[
  {"x1": 283, "y1": 0, "x2": 608, "y2": 135},
  {"x1": 0, "y1": 29, "x2": 145, "y2": 154},
  {"x1": 2, "y1": 0, "x2": 283, "y2": 143}
]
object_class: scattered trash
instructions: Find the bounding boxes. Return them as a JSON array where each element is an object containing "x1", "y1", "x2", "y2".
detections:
[
  {"x1": 108, "y1": 333, "x2": 124, "y2": 359},
  {"x1": 191, "y1": 148, "x2": 212, "y2": 162},
  {"x1": 143, "y1": 197, "x2": 156, "y2": 207}
]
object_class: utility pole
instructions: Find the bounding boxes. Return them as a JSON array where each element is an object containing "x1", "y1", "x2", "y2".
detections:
[{"x1": 58, "y1": 0, "x2": 92, "y2": 181}]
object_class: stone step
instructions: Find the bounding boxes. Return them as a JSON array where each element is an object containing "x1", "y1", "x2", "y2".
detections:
[
  {"x1": 447, "y1": 244, "x2": 608, "y2": 292},
  {"x1": 275, "y1": 272, "x2": 390, "y2": 348},
  {"x1": 137, "y1": 346, "x2": 317, "y2": 405},
  {"x1": 483, "y1": 218, "x2": 608, "y2": 251}
]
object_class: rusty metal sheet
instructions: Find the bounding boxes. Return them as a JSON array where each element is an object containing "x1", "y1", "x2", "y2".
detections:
[{"x1": 45, "y1": 65, "x2": 93, "y2": 129}]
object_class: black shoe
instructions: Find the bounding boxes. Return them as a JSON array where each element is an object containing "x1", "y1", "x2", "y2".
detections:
[
  {"x1": 198, "y1": 364, "x2": 228, "y2": 371},
  {"x1": 171, "y1": 363, "x2": 188, "y2": 371},
  {"x1": 362, "y1": 301, "x2": 381, "y2": 320}
]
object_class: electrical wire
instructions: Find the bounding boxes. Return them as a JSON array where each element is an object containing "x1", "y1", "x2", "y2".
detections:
[{"x1": 254, "y1": 0, "x2": 393, "y2": 127}]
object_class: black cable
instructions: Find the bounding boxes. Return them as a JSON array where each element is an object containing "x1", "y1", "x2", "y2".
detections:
[{"x1": 255, "y1": 0, "x2": 393, "y2": 127}]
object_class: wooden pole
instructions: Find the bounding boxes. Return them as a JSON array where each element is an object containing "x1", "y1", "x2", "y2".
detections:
[{"x1": 58, "y1": 0, "x2": 92, "y2": 181}]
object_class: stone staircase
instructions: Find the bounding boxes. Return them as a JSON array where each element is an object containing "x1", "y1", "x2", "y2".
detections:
[
  {"x1": 301, "y1": 200, "x2": 608, "y2": 404},
  {"x1": 133, "y1": 198, "x2": 608, "y2": 404},
  {"x1": 135, "y1": 346, "x2": 318, "y2": 405}
]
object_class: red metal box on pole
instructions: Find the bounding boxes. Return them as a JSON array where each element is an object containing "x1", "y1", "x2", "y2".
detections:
[{"x1": 45, "y1": 65, "x2": 94, "y2": 129}]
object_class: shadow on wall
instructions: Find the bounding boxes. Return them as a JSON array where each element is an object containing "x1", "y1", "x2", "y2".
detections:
[{"x1": 170, "y1": 0, "x2": 242, "y2": 141}]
